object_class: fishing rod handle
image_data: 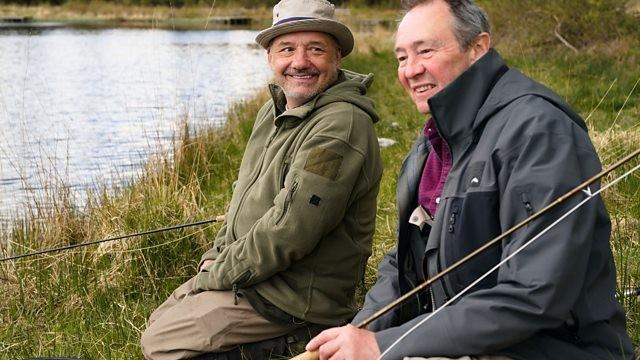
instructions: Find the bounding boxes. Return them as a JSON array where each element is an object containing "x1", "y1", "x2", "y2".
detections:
[{"x1": 290, "y1": 350, "x2": 319, "y2": 360}]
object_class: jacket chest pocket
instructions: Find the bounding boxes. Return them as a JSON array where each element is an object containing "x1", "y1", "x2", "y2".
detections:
[{"x1": 443, "y1": 190, "x2": 502, "y2": 294}]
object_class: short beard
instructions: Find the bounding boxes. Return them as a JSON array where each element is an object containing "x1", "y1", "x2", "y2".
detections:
[{"x1": 277, "y1": 66, "x2": 339, "y2": 106}]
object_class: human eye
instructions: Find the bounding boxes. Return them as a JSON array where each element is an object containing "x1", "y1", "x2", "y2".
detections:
[
  {"x1": 309, "y1": 46, "x2": 326, "y2": 55},
  {"x1": 277, "y1": 46, "x2": 294, "y2": 54},
  {"x1": 396, "y1": 54, "x2": 407, "y2": 65},
  {"x1": 418, "y1": 48, "x2": 434, "y2": 56}
]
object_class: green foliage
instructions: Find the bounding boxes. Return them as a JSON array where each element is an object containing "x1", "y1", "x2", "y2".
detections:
[{"x1": 483, "y1": 0, "x2": 637, "y2": 49}]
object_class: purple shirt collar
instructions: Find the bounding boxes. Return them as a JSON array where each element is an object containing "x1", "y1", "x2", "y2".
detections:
[{"x1": 417, "y1": 118, "x2": 452, "y2": 217}]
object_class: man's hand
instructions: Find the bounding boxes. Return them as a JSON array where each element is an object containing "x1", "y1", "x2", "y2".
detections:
[
  {"x1": 199, "y1": 259, "x2": 215, "y2": 272},
  {"x1": 306, "y1": 324, "x2": 380, "y2": 360}
]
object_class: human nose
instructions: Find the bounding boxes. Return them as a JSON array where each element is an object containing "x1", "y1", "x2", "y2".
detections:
[
  {"x1": 402, "y1": 56, "x2": 425, "y2": 79},
  {"x1": 291, "y1": 49, "x2": 310, "y2": 68}
]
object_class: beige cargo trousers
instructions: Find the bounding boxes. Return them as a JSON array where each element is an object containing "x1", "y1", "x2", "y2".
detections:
[{"x1": 140, "y1": 276, "x2": 291, "y2": 360}]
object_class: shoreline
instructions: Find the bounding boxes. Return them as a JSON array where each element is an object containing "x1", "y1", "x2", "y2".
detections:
[
  {"x1": 0, "y1": 4, "x2": 398, "y2": 31},
  {"x1": 0, "y1": 4, "x2": 271, "y2": 31}
]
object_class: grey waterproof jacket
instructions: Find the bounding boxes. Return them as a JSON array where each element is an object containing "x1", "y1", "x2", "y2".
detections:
[{"x1": 352, "y1": 49, "x2": 633, "y2": 359}]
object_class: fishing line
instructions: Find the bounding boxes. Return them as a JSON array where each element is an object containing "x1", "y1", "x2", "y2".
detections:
[
  {"x1": 117, "y1": 221, "x2": 216, "y2": 254},
  {"x1": 6, "y1": 220, "x2": 217, "y2": 272},
  {"x1": 607, "y1": 76, "x2": 640, "y2": 135},
  {"x1": 585, "y1": 78, "x2": 617, "y2": 122},
  {"x1": 291, "y1": 149, "x2": 640, "y2": 360},
  {"x1": 379, "y1": 161, "x2": 640, "y2": 359},
  {"x1": 0, "y1": 216, "x2": 223, "y2": 263}
]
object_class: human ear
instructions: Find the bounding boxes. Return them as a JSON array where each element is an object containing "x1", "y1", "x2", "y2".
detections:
[
  {"x1": 469, "y1": 32, "x2": 491, "y2": 63},
  {"x1": 267, "y1": 48, "x2": 274, "y2": 67}
]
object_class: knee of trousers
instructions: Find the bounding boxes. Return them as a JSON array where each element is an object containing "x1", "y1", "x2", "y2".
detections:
[{"x1": 140, "y1": 323, "x2": 163, "y2": 359}]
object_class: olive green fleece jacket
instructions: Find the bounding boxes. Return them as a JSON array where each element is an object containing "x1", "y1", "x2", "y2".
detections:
[{"x1": 194, "y1": 70, "x2": 383, "y2": 325}]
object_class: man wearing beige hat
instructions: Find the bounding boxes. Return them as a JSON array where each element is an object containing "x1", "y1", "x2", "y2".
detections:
[{"x1": 140, "y1": 0, "x2": 383, "y2": 359}]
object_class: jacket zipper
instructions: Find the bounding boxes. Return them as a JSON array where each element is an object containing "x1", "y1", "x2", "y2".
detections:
[
  {"x1": 279, "y1": 158, "x2": 291, "y2": 188},
  {"x1": 275, "y1": 178, "x2": 299, "y2": 225},
  {"x1": 521, "y1": 192, "x2": 534, "y2": 216},
  {"x1": 231, "y1": 126, "x2": 281, "y2": 240},
  {"x1": 425, "y1": 255, "x2": 451, "y2": 312},
  {"x1": 231, "y1": 270, "x2": 252, "y2": 305},
  {"x1": 421, "y1": 257, "x2": 436, "y2": 312},
  {"x1": 429, "y1": 287, "x2": 437, "y2": 311}
]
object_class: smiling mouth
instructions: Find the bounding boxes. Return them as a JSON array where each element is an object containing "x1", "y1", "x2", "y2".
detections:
[
  {"x1": 288, "y1": 74, "x2": 317, "y2": 80},
  {"x1": 413, "y1": 84, "x2": 435, "y2": 93},
  {"x1": 285, "y1": 69, "x2": 320, "y2": 81}
]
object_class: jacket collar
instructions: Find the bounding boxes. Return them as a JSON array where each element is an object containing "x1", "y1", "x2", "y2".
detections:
[
  {"x1": 268, "y1": 70, "x2": 347, "y2": 127},
  {"x1": 427, "y1": 49, "x2": 508, "y2": 150}
]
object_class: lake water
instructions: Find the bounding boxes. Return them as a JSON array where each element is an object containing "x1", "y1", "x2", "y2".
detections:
[{"x1": 0, "y1": 28, "x2": 271, "y2": 218}]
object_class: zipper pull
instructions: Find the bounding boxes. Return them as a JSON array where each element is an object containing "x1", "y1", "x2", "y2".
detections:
[
  {"x1": 232, "y1": 284, "x2": 239, "y2": 305},
  {"x1": 524, "y1": 202, "x2": 533, "y2": 214},
  {"x1": 521, "y1": 193, "x2": 534, "y2": 216},
  {"x1": 448, "y1": 206, "x2": 459, "y2": 233}
]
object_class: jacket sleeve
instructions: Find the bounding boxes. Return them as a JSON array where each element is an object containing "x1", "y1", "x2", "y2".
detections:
[
  {"x1": 198, "y1": 221, "x2": 229, "y2": 263},
  {"x1": 375, "y1": 115, "x2": 607, "y2": 357},
  {"x1": 193, "y1": 115, "x2": 372, "y2": 291},
  {"x1": 351, "y1": 248, "x2": 401, "y2": 331}
]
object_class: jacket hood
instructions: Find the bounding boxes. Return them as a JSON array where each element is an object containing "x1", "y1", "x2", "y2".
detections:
[
  {"x1": 428, "y1": 49, "x2": 586, "y2": 149},
  {"x1": 269, "y1": 69, "x2": 379, "y2": 126}
]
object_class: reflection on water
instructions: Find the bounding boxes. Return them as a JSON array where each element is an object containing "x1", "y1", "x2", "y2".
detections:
[{"x1": 0, "y1": 28, "x2": 271, "y2": 217}]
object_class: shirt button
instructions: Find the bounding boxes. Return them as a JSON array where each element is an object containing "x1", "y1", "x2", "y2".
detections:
[{"x1": 436, "y1": 197, "x2": 441, "y2": 204}]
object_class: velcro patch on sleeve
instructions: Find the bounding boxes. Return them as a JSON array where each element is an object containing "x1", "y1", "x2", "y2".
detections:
[
  {"x1": 304, "y1": 147, "x2": 343, "y2": 180},
  {"x1": 309, "y1": 194, "x2": 322, "y2": 206}
]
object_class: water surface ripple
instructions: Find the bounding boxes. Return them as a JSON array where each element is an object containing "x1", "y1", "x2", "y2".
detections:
[{"x1": 0, "y1": 28, "x2": 271, "y2": 218}]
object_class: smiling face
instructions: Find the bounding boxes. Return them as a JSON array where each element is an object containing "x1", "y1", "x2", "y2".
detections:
[
  {"x1": 268, "y1": 31, "x2": 341, "y2": 109},
  {"x1": 395, "y1": 0, "x2": 487, "y2": 114}
]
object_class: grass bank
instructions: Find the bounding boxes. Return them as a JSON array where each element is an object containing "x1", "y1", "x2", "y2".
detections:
[{"x1": 1, "y1": 1, "x2": 639, "y2": 358}]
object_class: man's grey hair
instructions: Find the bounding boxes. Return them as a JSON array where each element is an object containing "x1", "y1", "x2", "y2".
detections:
[{"x1": 401, "y1": 0, "x2": 490, "y2": 50}]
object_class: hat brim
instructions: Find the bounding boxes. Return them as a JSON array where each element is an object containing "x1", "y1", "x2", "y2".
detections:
[{"x1": 255, "y1": 19, "x2": 354, "y2": 57}]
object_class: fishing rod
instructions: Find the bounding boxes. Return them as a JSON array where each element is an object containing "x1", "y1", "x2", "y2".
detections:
[
  {"x1": 0, "y1": 215, "x2": 225, "y2": 263},
  {"x1": 379, "y1": 159, "x2": 640, "y2": 358},
  {"x1": 292, "y1": 148, "x2": 640, "y2": 360}
]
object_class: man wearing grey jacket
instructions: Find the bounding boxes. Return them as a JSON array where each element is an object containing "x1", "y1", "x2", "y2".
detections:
[
  {"x1": 307, "y1": 0, "x2": 633, "y2": 359},
  {"x1": 141, "y1": 0, "x2": 383, "y2": 359}
]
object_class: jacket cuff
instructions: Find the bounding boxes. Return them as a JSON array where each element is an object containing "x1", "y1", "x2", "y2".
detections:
[
  {"x1": 198, "y1": 247, "x2": 220, "y2": 269},
  {"x1": 193, "y1": 271, "x2": 206, "y2": 292}
]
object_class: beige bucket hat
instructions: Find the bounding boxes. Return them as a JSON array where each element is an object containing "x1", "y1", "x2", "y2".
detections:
[{"x1": 255, "y1": 0, "x2": 354, "y2": 57}]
